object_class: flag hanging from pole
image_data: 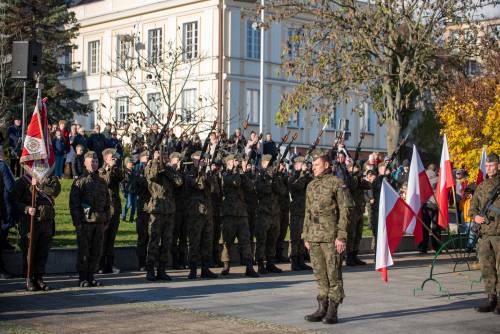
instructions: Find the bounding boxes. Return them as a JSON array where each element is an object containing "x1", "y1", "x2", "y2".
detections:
[
  {"x1": 476, "y1": 147, "x2": 487, "y2": 185},
  {"x1": 435, "y1": 134, "x2": 454, "y2": 229},
  {"x1": 405, "y1": 145, "x2": 434, "y2": 245},
  {"x1": 376, "y1": 179, "x2": 415, "y2": 282},
  {"x1": 20, "y1": 96, "x2": 55, "y2": 180}
]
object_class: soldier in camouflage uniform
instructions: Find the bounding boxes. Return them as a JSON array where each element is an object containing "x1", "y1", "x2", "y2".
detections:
[
  {"x1": 303, "y1": 149, "x2": 354, "y2": 325},
  {"x1": 70, "y1": 151, "x2": 110, "y2": 287},
  {"x1": 185, "y1": 151, "x2": 218, "y2": 279},
  {"x1": 241, "y1": 158, "x2": 258, "y2": 264},
  {"x1": 15, "y1": 174, "x2": 61, "y2": 291},
  {"x1": 135, "y1": 151, "x2": 150, "y2": 271},
  {"x1": 220, "y1": 154, "x2": 259, "y2": 277},
  {"x1": 98, "y1": 148, "x2": 124, "y2": 274},
  {"x1": 254, "y1": 154, "x2": 284, "y2": 274},
  {"x1": 208, "y1": 163, "x2": 223, "y2": 267},
  {"x1": 145, "y1": 150, "x2": 183, "y2": 281},
  {"x1": 288, "y1": 156, "x2": 313, "y2": 271},
  {"x1": 276, "y1": 162, "x2": 291, "y2": 263},
  {"x1": 172, "y1": 163, "x2": 188, "y2": 270},
  {"x1": 469, "y1": 153, "x2": 500, "y2": 314}
]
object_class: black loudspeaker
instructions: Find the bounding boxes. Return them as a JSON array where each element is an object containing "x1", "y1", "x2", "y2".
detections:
[{"x1": 11, "y1": 41, "x2": 42, "y2": 80}]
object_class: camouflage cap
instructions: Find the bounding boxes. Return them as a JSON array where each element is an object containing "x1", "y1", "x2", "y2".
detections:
[
  {"x1": 261, "y1": 154, "x2": 273, "y2": 162},
  {"x1": 102, "y1": 148, "x2": 116, "y2": 158},
  {"x1": 311, "y1": 149, "x2": 326, "y2": 161},
  {"x1": 84, "y1": 151, "x2": 97, "y2": 160},
  {"x1": 293, "y1": 156, "x2": 305, "y2": 163},
  {"x1": 191, "y1": 151, "x2": 202, "y2": 160},
  {"x1": 169, "y1": 152, "x2": 181, "y2": 160},
  {"x1": 224, "y1": 154, "x2": 235, "y2": 164},
  {"x1": 486, "y1": 153, "x2": 499, "y2": 163}
]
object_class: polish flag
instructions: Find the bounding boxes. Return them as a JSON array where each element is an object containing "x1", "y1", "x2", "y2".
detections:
[
  {"x1": 405, "y1": 146, "x2": 434, "y2": 245},
  {"x1": 476, "y1": 147, "x2": 487, "y2": 185},
  {"x1": 376, "y1": 179, "x2": 416, "y2": 282},
  {"x1": 435, "y1": 135, "x2": 454, "y2": 229}
]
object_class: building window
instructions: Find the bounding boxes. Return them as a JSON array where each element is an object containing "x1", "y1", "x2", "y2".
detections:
[
  {"x1": 183, "y1": 21, "x2": 198, "y2": 60},
  {"x1": 329, "y1": 105, "x2": 340, "y2": 129},
  {"x1": 287, "y1": 28, "x2": 302, "y2": 59},
  {"x1": 147, "y1": 93, "x2": 162, "y2": 125},
  {"x1": 88, "y1": 100, "x2": 98, "y2": 130},
  {"x1": 247, "y1": 21, "x2": 261, "y2": 59},
  {"x1": 117, "y1": 35, "x2": 133, "y2": 70},
  {"x1": 88, "y1": 40, "x2": 100, "y2": 75},
  {"x1": 181, "y1": 89, "x2": 196, "y2": 123},
  {"x1": 116, "y1": 97, "x2": 129, "y2": 127},
  {"x1": 288, "y1": 109, "x2": 303, "y2": 128},
  {"x1": 148, "y1": 28, "x2": 162, "y2": 65},
  {"x1": 59, "y1": 48, "x2": 72, "y2": 76},
  {"x1": 360, "y1": 103, "x2": 372, "y2": 133},
  {"x1": 245, "y1": 89, "x2": 260, "y2": 124}
]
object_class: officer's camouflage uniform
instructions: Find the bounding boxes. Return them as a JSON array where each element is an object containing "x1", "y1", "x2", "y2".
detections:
[
  {"x1": 135, "y1": 162, "x2": 150, "y2": 269},
  {"x1": 70, "y1": 169, "x2": 110, "y2": 279},
  {"x1": 242, "y1": 169, "x2": 258, "y2": 259},
  {"x1": 15, "y1": 176, "x2": 60, "y2": 282},
  {"x1": 172, "y1": 171, "x2": 188, "y2": 269},
  {"x1": 346, "y1": 172, "x2": 369, "y2": 263},
  {"x1": 288, "y1": 170, "x2": 312, "y2": 259},
  {"x1": 145, "y1": 159, "x2": 183, "y2": 272}
]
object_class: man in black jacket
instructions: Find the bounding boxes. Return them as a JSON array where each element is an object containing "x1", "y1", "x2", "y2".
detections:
[
  {"x1": 72, "y1": 145, "x2": 85, "y2": 178},
  {"x1": 87, "y1": 125, "x2": 108, "y2": 167}
]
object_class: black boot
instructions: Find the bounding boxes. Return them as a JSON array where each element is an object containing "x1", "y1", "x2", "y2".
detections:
[
  {"x1": 106, "y1": 257, "x2": 120, "y2": 274},
  {"x1": 266, "y1": 261, "x2": 283, "y2": 273},
  {"x1": 146, "y1": 265, "x2": 157, "y2": 282},
  {"x1": 157, "y1": 263, "x2": 172, "y2": 281},
  {"x1": 0, "y1": 264, "x2": 12, "y2": 279},
  {"x1": 179, "y1": 252, "x2": 187, "y2": 269},
  {"x1": 291, "y1": 256, "x2": 302, "y2": 271},
  {"x1": 275, "y1": 249, "x2": 289, "y2": 263},
  {"x1": 298, "y1": 255, "x2": 312, "y2": 271},
  {"x1": 476, "y1": 294, "x2": 497, "y2": 313},
  {"x1": 257, "y1": 260, "x2": 268, "y2": 274},
  {"x1": 201, "y1": 266, "x2": 218, "y2": 279},
  {"x1": 220, "y1": 261, "x2": 230, "y2": 276},
  {"x1": 25, "y1": 277, "x2": 37, "y2": 291},
  {"x1": 34, "y1": 274, "x2": 50, "y2": 291},
  {"x1": 239, "y1": 252, "x2": 245, "y2": 266},
  {"x1": 245, "y1": 260, "x2": 259, "y2": 278},
  {"x1": 188, "y1": 263, "x2": 197, "y2": 279},
  {"x1": 345, "y1": 252, "x2": 356, "y2": 266},
  {"x1": 322, "y1": 299, "x2": 338, "y2": 324},
  {"x1": 353, "y1": 251, "x2": 366, "y2": 266},
  {"x1": 304, "y1": 296, "x2": 328, "y2": 322},
  {"x1": 79, "y1": 271, "x2": 90, "y2": 287},
  {"x1": 87, "y1": 272, "x2": 103, "y2": 287}
]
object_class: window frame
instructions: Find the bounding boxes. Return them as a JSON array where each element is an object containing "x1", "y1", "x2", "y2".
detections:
[
  {"x1": 88, "y1": 40, "x2": 100, "y2": 75},
  {"x1": 246, "y1": 21, "x2": 261, "y2": 60},
  {"x1": 245, "y1": 88, "x2": 260, "y2": 124},
  {"x1": 115, "y1": 97, "x2": 129, "y2": 128},
  {"x1": 148, "y1": 28, "x2": 163, "y2": 65},
  {"x1": 147, "y1": 92, "x2": 163, "y2": 125},
  {"x1": 182, "y1": 21, "x2": 199, "y2": 61},
  {"x1": 181, "y1": 88, "x2": 197, "y2": 124}
]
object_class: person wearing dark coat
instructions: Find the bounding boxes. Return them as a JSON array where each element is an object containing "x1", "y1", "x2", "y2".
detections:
[
  {"x1": 7, "y1": 119, "x2": 22, "y2": 177},
  {"x1": 53, "y1": 130, "x2": 68, "y2": 177},
  {"x1": 87, "y1": 125, "x2": 108, "y2": 167},
  {"x1": 71, "y1": 145, "x2": 86, "y2": 178}
]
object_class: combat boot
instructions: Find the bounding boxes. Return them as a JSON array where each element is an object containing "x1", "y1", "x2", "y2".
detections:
[
  {"x1": 353, "y1": 251, "x2": 367, "y2": 266},
  {"x1": 88, "y1": 272, "x2": 103, "y2": 287},
  {"x1": 34, "y1": 274, "x2": 50, "y2": 291},
  {"x1": 322, "y1": 299, "x2": 338, "y2": 324},
  {"x1": 298, "y1": 255, "x2": 312, "y2": 271},
  {"x1": 257, "y1": 260, "x2": 268, "y2": 274},
  {"x1": 304, "y1": 296, "x2": 328, "y2": 322},
  {"x1": 201, "y1": 266, "x2": 218, "y2": 279},
  {"x1": 25, "y1": 277, "x2": 37, "y2": 291},
  {"x1": 245, "y1": 260, "x2": 259, "y2": 278},
  {"x1": 345, "y1": 252, "x2": 356, "y2": 266},
  {"x1": 79, "y1": 271, "x2": 90, "y2": 287},
  {"x1": 476, "y1": 294, "x2": 497, "y2": 313},
  {"x1": 266, "y1": 261, "x2": 283, "y2": 274},
  {"x1": 157, "y1": 263, "x2": 172, "y2": 281},
  {"x1": 188, "y1": 263, "x2": 197, "y2": 279},
  {"x1": 275, "y1": 250, "x2": 289, "y2": 263},
  {"x1": 291, "y1": 256, "x2": 302, "y2": 271},
  {"x1": 220, "y1": 261, "x2": 230, "y2": 276},
  {"x1": 146, "y1": 265, "x2": 157, "y2": 282}
]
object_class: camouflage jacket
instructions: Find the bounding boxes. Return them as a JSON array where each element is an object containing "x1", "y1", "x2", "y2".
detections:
[
  {"x1": 221, "y1": 170, "x2": 247, "y2": 217},
  {"x1": 98, "y1": 164, "x2": 124, "y2": 216},
  {"x1": 469, "y1": 174, "x2": 500, "y2": 237},
  {"x1": 288, "y1": 171, "x2": 312, "y2": 217},
  {"x1": 135, "y1": 163, "x2": 150, "y2": 213},
  {"x1": 208, "y1": 171, "x2": 222, "y2": 213},
  {"x1": 350, "y1": 172, "x2": 370, "y2": 211},
  {"x1": 278, "y1": 172, "x2": 290, "y2": 211},
  {"x1": 145, "y1": 159, "x2": 183, "y2": 215},
  {"x1": 185, "y1": 166, "x2": 210, "y2": 216},
  {"x1": 302, "y1": 172, "x2": 354, "y2": 242},
  {"x1": 70, "y1": 170, "x2": 110, "y2": 225},
  {"x1": 242, "y1": 170, "x2": 258, "y2": 213},
  {"x1": 255, "y1": 169, "x2": 274, "y2": 216},
  {"x1": 15, "y1": 175, "x2": 61, "y2": 223}
]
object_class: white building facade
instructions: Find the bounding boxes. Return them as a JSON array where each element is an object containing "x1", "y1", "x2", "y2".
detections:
[{"x1": 64, "y1": 0, "x2": 387, "y2": 154}]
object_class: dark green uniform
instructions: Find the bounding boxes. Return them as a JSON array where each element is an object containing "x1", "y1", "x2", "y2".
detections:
[
  {"x1": 172, "y1": 171, "x2": 188, "y2": 269},
  {"x1": 208, "y1": 171, "x2": 223, "y2": 266},
  {"x1": 288, "y1": 170, "x2": 312, "y2": 258},
  {"x1": 276, "y1": 172, "x2": 290, "y2": 260},
  {"x1": 346, "y1": 172, "x2": 370, "y2": 258},
  {"x1": 135, "y1": 162, "x2": 150, "y2": 269},
  {"x1": 243, "y1": 169, "x2": 258, "y2": 259}
]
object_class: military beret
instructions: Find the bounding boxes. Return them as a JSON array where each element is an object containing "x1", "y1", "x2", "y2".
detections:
[
  {"x1": 486, "y1": 153, "x2": 499, "y2": 163},
  {"x1": 102, "y1": 148, "x2": 116, "y2": 158},
  {"x1": 169, "y1": 152, "x2": 181, "y2": 160},
  {"x1": 139, "y1": 150, "x2": 149, "y2": 158},
  {"x1": 293, "y1": 156, "x2": 305, "y2": 163},
  {"x1": 224, "y1": 154, "x2": 235, "y2": 164},
  {"x1": 311, "y1": 149, "x2": 326, "y2": 161},
  {"x1": 191, "y1": 151, "x2": 202, "y2": 160},
  {"x1": 261, "y1": 154, "x2": 273, "y2": 162},
  {"x1": 84, "y1": 151, "x2": 97, "y2": 160}
]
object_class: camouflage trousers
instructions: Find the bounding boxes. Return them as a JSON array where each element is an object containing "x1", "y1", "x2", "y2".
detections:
[
  {"x1": 478, "y1": 236, "x2": 500, "y2": 295},
  {"x1": 276, "y1": 207, "x2": 289, "y2": 253},
  {"x1": 290, "y1": 215, "x2": 305, "y2": 257},
  {"x1": 187, "y1": 214, "x2": 213, "y2": 266},
  {"x1": 136, "y1": 212, "x2": 150, "y2": 267},
  {"x1": 247, "y1": 208, "x2": 256, "y2": 257},
  {"x1": 100, "y1": 213, "x2": 120, "y2": 267},
  {"x1": 76, "y1": 223, "x2": 104, "y2": 273},
  {"x1": 212, "y1": 212, "x2": 222, "y2": 262},
  {"x1": 172, "y1": 210, "x2": 188, "y2": 264},
  {"x1": 347, "y1": 212, "x2": 364, "y2": 253},
  {"x1": 310, "y1": 242, "x2": 345, "y2": 304},
  {"x1": 147, "y1": 213, "x2": 175, "y2": 267},
  {"x1": 221, "y1": 215, "x2": 252, "y2": 263},
  {"x1": 20, "y1": 219, "x2": 53, "y2": 276},
  {"x1": 255, "y1": 212, "x2": 280, "y2": 262}
]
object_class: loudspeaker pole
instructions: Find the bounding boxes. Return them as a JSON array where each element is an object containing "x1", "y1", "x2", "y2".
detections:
[{"x1": 21, "y1": 80, "x2": 27, "y2": 176}]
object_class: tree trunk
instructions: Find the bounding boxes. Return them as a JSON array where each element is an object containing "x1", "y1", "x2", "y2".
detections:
[{"x1": 386, "y1": 117, "x2": 401, "y2": 156}]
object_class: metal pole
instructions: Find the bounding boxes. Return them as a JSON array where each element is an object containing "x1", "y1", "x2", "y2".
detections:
[
  {"x1": 259, "y1": 0, "x2": 264, "y2": 135},
  {"x1": 217, "y1": 0, "x2": 224, "y2": 132},
  {"x1": 21, "y1": 81, "x2": 27, "y2": 177}
]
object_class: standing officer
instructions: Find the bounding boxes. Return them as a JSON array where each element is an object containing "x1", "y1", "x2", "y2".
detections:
[
  {"x1": 145, "y1": 150, "x2": 183, "y2": 281},
  {"x1": 208, "y1": 162, "x2": 223, "y2": 267},
  {"x1": 135, "y1": 151, "x2": 150, "y2": 271},
  {"x1": 70, "y1": 151, "x2": 110, "y2": 287},
  {"x1": 276, "y1": 162, "x2": 291, "y2": 263},
  {"x1": 15, "y1": 174, "x2": 61, "y2": 291},
  {"x1": 220, "y1": 154, "x2": 259, "y2": 277},
  {"x1": 288, "y1": 156, "x2": 313, "y2": 271},
  {"x1": 469, "y1": 153, "x2": 499, "y2": 314},
  {"x1": 303, "y1": 149, "x2": 354, "y2": 325},
  {"x1": 98, "y1": 148, "x2": 124, "y2": 274},
  {"x1": 241, "y1": 158, "x2": 258, "y2": 263}
]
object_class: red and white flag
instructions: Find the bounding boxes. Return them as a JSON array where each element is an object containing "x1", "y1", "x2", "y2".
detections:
[
  {"x1": 435, "y1": 134, "x2": 454, "y2": 229},
  {"x1": 20, "y1": 96, "x2": 55, "y2": 180},
  {"x1": 405, "y1": 145, "x2": 434, "y2": 245},
  {"x1": 476, "y1": 147, "x2": 487, "y2": 185},
  {"x1": 376, "y1": 179, "x2": 415, "y2": 282}
]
